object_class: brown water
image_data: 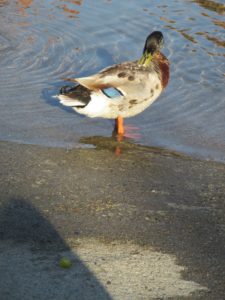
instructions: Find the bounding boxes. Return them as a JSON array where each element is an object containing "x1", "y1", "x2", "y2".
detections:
[{"x1": 0, "y1": 0, "x2": 224, "y2": 161}]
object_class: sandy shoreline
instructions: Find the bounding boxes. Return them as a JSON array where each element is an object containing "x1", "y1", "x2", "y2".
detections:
[{"x1": 0, "y1": 140, "x2": 225, "y2": 299}]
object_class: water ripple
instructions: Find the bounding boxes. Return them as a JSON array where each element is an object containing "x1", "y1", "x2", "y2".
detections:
[{"x1": 0, "y1": 0, "x2": 225, "y2": 162}]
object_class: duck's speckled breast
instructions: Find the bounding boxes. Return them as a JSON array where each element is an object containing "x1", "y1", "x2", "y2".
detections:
[{"x1": 107, "y1": 73, "x2": 163, "y2": 118}]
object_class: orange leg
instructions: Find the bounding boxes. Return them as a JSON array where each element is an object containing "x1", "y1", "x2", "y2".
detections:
[{"x1": 115, "y1": 116, "x2": 125, "y2": 136}]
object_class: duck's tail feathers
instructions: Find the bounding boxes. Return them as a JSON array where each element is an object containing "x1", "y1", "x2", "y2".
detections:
[
  {"x1": 57, "y1": 85, "x2": 91, "y2": 108},
  {"x1": 57, "y1": 94, "x2": 86, "y2": 107}
]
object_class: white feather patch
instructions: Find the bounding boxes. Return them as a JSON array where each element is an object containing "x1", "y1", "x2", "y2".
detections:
[
  {"x1": 57, "y1": 95, "x2": 85, "y2": 107},
  {"x1": 75, "y1": 92, "x2": 110, "y2": 118}
]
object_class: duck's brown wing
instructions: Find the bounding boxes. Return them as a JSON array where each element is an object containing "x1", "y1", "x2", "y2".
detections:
[{"x1": 62, "y1": 62, "x2": 146, "y2": 92}]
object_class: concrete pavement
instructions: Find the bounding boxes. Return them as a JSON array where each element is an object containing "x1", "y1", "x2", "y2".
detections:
[{"x1": 0, "y1": 138, "x2": 225, "y2": 299}]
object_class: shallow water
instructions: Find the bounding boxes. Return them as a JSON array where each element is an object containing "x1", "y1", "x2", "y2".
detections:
[{"x1": 0, "y1": 0, "x2": 224, "y2": 161}]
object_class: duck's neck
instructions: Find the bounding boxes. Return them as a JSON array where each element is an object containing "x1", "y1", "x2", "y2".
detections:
[{"x1": 138, "y1": 52, "x2": 153, "y2": 66}]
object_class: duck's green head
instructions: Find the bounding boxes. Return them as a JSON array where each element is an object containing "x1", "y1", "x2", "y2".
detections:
[{"x1": 138, "y1": 31, "x2": 164, "y2": 66}]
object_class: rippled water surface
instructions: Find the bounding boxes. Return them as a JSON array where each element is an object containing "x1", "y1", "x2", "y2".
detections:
[{"x1": 0, "y1": 0, "x2": 225, "y2": 161}]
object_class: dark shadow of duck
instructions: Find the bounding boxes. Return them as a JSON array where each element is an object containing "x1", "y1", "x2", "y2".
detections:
[{"x1": 79, "y1": 135, "x2": 186, "y2": 158}]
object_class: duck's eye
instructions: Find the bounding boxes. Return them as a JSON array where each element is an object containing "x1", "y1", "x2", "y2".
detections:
[{"x1": 102, "y1": 87, "x2": 123, "y2": 98}]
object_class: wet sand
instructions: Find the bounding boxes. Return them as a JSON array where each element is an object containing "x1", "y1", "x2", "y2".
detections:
[{"x1": 0, "y1": 140, "x2": 225, "y2": 299}]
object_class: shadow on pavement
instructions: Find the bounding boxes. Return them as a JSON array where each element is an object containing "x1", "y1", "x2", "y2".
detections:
[{"x1": 0, "y1": 198, "x2": 112, "y2": 300}]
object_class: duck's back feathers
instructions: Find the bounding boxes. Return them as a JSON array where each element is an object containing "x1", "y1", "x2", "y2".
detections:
[
  {"x1": 63, "y1": 62, "x2": 139, "y2": 91},
  {"x1": 64, "y1": 60, "x2": 161, "y2": 97}
]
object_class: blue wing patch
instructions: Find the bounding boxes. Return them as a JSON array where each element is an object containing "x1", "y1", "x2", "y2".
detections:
[{"x1": 102, "y1": 87, "x2": 123, "y2": 98}]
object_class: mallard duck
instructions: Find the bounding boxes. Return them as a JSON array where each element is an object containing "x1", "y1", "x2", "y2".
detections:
[{"x1": 57, "y1": 31, "x2": 169, "y2": 136}]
